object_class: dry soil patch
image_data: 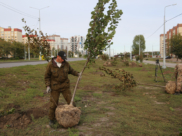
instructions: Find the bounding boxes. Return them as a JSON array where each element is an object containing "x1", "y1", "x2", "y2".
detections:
[{"x1": 0, "y1": 103, "x2": 49, "y2": 129}]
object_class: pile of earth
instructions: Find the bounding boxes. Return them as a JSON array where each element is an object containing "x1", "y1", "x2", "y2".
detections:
[{"x1": 0, "y1": 103, "x2": 49, "y2": 129}]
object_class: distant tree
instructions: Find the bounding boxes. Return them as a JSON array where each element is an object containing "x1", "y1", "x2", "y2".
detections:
[
  {"x1": 0, "y1": 38, "x2": 12, "y2": 57},
  {"x1": 167, "y1": 34, "x2": 182, "y2": 61},
  {"x1": 132, "y1": 35, "x2": 146, "y2": 55},
  {"x1": 68, "y1": 51, "x2": 73, "y2": 58},
  {"x1": 11, "y1": 41, "x2": 25, "y2": 58}
]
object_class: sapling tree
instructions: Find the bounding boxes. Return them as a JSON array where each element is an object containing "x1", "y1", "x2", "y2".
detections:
[
  {"x1": 70, "y1": 0, "x2": 123, "y2": 104},
  {"x1": 22, "y1": 18, "x2": 50, "y2": 62}
]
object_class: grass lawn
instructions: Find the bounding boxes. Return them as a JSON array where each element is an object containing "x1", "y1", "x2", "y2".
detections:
[{"x1": 0, "y1": 58, "x2": 181, "y2": 136}]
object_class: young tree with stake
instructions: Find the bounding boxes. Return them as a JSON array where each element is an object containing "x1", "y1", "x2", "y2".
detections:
[{"x1": 70, "y1": 0, "x2": 123, "y2": 104}]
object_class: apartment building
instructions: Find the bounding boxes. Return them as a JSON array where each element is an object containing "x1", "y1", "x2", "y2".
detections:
[
  {"x1": 160, "y1": 23, "x2": 182, "y2": 57},
  {"x1": 70, "y1": 35, "x2": 86, "y2": 55},
  {"x1": 60, "y1": 38, "x2": 69, "y2": 50},
  {"x1": 0, "y1": 26, "x2": 22, "y2": 42},
  {"x1": 22, "y1": 35, "x2": 37, "y2": 44},
  {"x1": 48, "y1": 35, "x2": 61, "y2": 50}
]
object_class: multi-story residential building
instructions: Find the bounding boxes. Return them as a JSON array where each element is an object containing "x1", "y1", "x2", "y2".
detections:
[
  {"x1": 48, "y1": 35, "x2": 61, "y2": 50},
  {"x1": 160, "y1": 23, "x2": 182, "y2": 57},
  {"x1": 22, "y1": 35, "x2": 37, "y2": 44},
  {"x1": 0, "y1": 26, "x2": 22, "y2": 42},
  {"x1": 60, "y1": 38, "x2": 69, "y2": 50},
  {"x1": 70, "y1": 35, "x2": 86, "y2": 55}
]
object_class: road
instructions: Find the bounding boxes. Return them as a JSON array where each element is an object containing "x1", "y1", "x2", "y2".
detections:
[
  {"x1": 143, "y1": 60, "x2": 177, "y2": 68},
  {"x1": 0, "y1": 58, "x2": 86, "y2": 68}
]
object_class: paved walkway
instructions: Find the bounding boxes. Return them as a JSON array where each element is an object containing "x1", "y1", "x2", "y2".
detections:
[
  {"x1": 143, "y1": 60, "x2": 177, "y2": 68},
  {"x1": 0, "y1": 58, "x2": 86, "y2": 68}
]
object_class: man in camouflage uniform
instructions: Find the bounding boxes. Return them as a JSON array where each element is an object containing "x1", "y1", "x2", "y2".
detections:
[{"x1": 44, "y1": 51, "x2": 80, "y2": 126}]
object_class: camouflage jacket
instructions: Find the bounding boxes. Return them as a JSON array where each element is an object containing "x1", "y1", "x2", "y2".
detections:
[{"x1": 44, "y1": 57, "x2": 79, "y2": 91}]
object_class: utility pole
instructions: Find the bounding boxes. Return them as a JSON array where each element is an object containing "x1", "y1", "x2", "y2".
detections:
[
  {"x1": 162, "y1": 4, "x2": 176, "y2": 69},
  {"x1": 30, "y1": 6, "x2": 49, "y2": 60}
]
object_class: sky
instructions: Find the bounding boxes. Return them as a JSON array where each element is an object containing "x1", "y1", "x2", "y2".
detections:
[{"x1": 0, "y1": 0, "x2": 182, "y2": 55}]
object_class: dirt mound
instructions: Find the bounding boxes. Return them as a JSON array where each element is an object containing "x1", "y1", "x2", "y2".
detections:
[
  {"x1": 165, "y1": 81, "x2": 176, "y2": 94},
  {"x1": 55, "y1": 104, "x2": 81, "y2": 128},
  {"x1": 5, "y1": 103, "x2": 20, "y2": 110},
  {"x1": 103, "y1": 61, "x2": 112, "y2": 66},
  {"x1": 0, "y1": 103, "x2": 49, "y2": 129},
  {"x1": 138, "y1": 63, "x2": 142, "y2": 67},
  {"x1": 131, "y1": 62, "x2": 136, "y2": 66}
]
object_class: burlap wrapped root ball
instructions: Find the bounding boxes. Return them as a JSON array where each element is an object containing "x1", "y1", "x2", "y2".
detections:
[
  {"x1": 165, "y1": 81, "x2": 176, "y2": 94},
  {"x1": 55, "y1": 104, "x2": 81, "y2": 128},
  {"x1": 176, "y1": 64, "x2": 182, "y2": 93}
]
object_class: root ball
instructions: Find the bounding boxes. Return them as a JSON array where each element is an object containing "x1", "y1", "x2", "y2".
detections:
[
  {"x1": 165, "y1": 81, "x2": 176, "y2": 94},
  {"x1": 55, "y1": 104, "x2": 81, "y2": 128}
]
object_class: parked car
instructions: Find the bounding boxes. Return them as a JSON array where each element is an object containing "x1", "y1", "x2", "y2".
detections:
[{"x1": 165, "y1": 56, "x2": 171, "y2": 59}]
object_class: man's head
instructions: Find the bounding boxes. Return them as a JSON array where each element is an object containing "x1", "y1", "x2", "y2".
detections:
[{"x1": 57, "y1": 51, "x2": 67, "y2": 63}]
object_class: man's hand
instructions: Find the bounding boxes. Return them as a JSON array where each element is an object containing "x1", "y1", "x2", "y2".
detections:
[{"x1": 46, "y1": 86, "x2": 51, "y2": 93}]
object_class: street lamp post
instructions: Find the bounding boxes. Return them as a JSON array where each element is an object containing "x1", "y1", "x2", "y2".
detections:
[
  {"x1": 162, "y1": 4, "x2": 177, "y2": 69},
  {"x1": 30, "y1": 6, "x2": 49, "y2": 60}
]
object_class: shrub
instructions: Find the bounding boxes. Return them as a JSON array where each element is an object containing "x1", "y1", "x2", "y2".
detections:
[
  {"x1": 136, "y1": 56, "x2": 139, "y2": 62},
  {"x1": 101, "y1": 54, "x2": 109, "y2": 61},
  {"x1": 121, "y1": 56, "x2": 124, "y2": 60},
  {"x1": 79, "y1": 53, "x2": 82, "y2": 57},
  {"x1": 83, "y1": 54, "x2": 88, "y2": 59},
  {"x1": 111, "y1": 60, "x2": 117, "y2": 66},
  {"x1": 139, "y1": 54, "x2": 143, "y2": 62},
  {"x1": 124, "y1": 61, "x2": 129, "y2": 66}
]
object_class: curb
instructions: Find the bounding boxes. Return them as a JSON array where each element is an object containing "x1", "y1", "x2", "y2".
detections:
[
  {"x1": 0, "y1": 58, "x2": 86, "y2": 64},
  {"x1": 0, "y1": 60, "x2": 45, "y2": 64}
]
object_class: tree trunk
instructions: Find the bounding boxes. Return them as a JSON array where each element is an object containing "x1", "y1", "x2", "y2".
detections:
[{"x1": 70, "y1": 56, "x2": 90, "y2": 105}]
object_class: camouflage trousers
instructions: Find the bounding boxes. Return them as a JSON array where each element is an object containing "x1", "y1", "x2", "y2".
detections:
[{"x1": 48, "y1": 88, "x2": 76, "y2": 120}]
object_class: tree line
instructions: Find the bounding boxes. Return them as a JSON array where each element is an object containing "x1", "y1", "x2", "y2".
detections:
[{"x1": 0, "y1": 38, "x2": 25, "y2": 59}]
